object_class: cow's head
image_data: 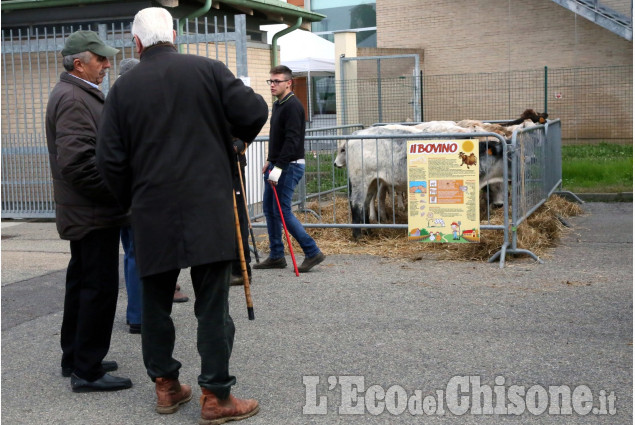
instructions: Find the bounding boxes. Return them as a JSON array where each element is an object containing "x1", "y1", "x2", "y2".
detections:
[{"x1": 334, "y1": 140, "x2": 347, "y2": 168}]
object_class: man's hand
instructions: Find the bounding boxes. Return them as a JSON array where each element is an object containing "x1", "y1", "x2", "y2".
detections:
[
  {"x1": 268, "y1": 166, "x2": 282, "y2": 185},
  {"x1": 262, "y1": 161, "x2": 270, "y2": 174},
  {"x1": 233, "y1": 139, "x2": 247, "y2": 154}
]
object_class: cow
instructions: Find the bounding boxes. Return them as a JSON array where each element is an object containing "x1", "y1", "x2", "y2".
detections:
[
  {"x1": 502, "y1": 109, "x2": 548, "y2": 126},
  {"x1": 334, "y1": 123, "x2": 509, "y2": 238},
  {"x1": 478, "y1": 139, "x2": 507, "y2": 208},
  {"x1": 334, "y1": 125, "x2": 417, "y2": 237}
]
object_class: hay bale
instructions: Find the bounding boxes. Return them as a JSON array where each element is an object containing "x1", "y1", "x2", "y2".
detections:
[{"x1": 255, "y1": 195, "x2": 584, "y2": 262}]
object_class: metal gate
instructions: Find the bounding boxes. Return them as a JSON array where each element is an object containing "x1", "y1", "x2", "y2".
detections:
[
  {"x1": 1, "y1": 15, "x2": 248, "y2": 218},
  {"x1": 339, "y1": 54, "x2": 421, "y2": 127}
]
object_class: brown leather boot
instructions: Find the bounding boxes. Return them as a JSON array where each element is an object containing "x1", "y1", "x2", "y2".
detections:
[
  {"x1": 155, "y1": 377, "x2": 193, "y2": 414},
  {"x1": 199, "y1": 388, "x2": 259, "y2": 425}
]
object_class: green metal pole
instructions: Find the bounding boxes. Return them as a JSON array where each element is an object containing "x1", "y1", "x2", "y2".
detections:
[
  {"x1": 420, "y1": 70, "x2": 424, "y2": 122},
  {"x1": 544, "y1": 66, "x2": 548, "y2": 115}
]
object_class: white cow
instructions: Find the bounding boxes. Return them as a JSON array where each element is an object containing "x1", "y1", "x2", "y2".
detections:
[
  {"x1": 334, "y1": 123, "x2": 513, "y2": 238},
  {"x1": 334, "y1": 125, "x2": 419, "y2": 237}
]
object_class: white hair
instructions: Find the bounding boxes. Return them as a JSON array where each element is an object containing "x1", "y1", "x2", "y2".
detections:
[{"x1": 132, "y1": 7, "x2": 174, "y2": 48}]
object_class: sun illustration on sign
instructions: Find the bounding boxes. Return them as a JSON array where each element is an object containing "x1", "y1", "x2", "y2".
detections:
[{"x1": 461, "y1": 140, "x2": 475, "y2": 153}]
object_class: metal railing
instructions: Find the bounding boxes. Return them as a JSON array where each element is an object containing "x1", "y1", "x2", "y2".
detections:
[
  {"x1": 1, "y1": 14, "x2": 249, "y2": 219},
  {"x1": 2, "y1": 118, "x2": 562, "y2": 267},
  {"x1": 337, "y1": 66, "x2": 632, "y2": 145},
  {"x1": 248, "y1": 122, "x2": 561, "y2": 267},
  {"x1": 1, "y1": 133, "x2": 54, "y2": 218}
]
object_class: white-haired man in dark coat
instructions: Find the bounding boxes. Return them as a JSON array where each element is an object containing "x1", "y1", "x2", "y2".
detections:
[{"x1": 97, "y1": 7, "x2": 268, "y2": 424}]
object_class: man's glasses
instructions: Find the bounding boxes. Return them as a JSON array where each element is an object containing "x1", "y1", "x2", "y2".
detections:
[{"x1": 266, "y1": 79, "x2": 290, "y2": 85}]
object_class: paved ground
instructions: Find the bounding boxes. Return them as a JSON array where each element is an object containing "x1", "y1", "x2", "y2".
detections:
[{"x1": 1, "y1": 202, "x2": 632, "y2": 424}]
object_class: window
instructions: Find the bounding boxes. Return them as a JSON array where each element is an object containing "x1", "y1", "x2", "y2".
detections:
[{"x1": 310, "y1": 0, "x2": 376, "y2": 47}]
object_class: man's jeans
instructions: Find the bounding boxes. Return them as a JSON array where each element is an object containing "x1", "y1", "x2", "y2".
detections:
[
  {"x1": 121, "y1": 225, "x2": 142, "y2": 325},
  {"x1": 263, "y1": 163, "x2": 320, "y2": 259}
]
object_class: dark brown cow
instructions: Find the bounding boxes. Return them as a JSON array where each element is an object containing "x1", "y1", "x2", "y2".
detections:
[{"x1": 503, "y1": 109, "x2": 549, "y2": 126}]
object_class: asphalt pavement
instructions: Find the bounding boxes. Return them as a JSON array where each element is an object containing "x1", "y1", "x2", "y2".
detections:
[{"x1": 1, "y1": 202, "x2": 632, "y2": 424}]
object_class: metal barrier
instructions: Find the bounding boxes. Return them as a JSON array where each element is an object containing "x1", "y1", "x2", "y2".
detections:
[
  {"x1": 250, "y1": 132, "x2": 510, "y2": 248},
  {"x1": 1, "y1": 133, "x2": 54, "y2": 218},
  {"x1": 1, "y1": 14, "x2": 249, "y2": 219},
  {"x1": 251, "y1": 123, "x2": 565, "y2": 268},
  {"x1": 493, "y1": 119, "x2": 576, "y2": 264},
  {"x1": 3, "y1": 118, "x2": 562, "y2": 268}
]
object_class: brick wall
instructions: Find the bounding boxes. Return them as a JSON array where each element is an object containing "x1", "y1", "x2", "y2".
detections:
[
  {"x1": 377, "y1": 0, "x2": 632, "y2": 75},
  {"x1": 374, "y1": 0, "x2": 632, "y2": 143}
]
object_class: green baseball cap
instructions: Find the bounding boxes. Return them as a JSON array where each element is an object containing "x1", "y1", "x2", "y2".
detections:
[{"x1": 61, "y1": 30, "x2": 119, "y2": 57}]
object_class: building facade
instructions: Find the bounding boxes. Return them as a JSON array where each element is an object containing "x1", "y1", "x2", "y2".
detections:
[{"x1": 376, "y1": 0, "x2": 632, "y2": 75}]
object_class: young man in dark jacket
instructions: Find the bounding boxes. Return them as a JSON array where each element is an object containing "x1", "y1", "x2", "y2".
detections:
[
  {"x1": 97, "y1": 7, "x2": 268, "y2": 423},
  {"x1": 45, "y1": 30, "x2": 131, "y2": 392},
  {"x1": 255, "y1": 65, "x2": 326, "y2": 272}
]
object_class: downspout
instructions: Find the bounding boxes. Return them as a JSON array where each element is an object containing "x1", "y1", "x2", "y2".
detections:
[
  {"x1": 271, "y1": 17, "x2": 302, "y2": 68},
  {"x1": 177, "y1": 0, "x2": 212, "y2": 53}
]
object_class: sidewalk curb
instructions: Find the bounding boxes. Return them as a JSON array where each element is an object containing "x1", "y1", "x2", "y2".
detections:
[{"x1": 574, "y1": 192, "x2": 633, "y2": 202}]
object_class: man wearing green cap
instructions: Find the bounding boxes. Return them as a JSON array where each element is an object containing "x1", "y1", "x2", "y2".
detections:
[{"x1": 45, "y1": 30, "x2": 132, "y2": 392}]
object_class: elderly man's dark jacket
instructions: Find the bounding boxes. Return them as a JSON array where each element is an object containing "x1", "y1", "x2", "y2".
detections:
[
  {"x1": 45, "y1": 72, "x2": 128, "y2": 240},
  {"x1": 97, "y1": 45, "x2": 268, "y2": 277}
]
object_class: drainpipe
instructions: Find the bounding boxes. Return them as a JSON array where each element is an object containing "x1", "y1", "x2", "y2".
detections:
[
  {"x1": 271, "y1": 17, "x2": 302, "y2": 68},
  {"x1": 178, "y1": 0, "x2": 212, "y2": 53}
]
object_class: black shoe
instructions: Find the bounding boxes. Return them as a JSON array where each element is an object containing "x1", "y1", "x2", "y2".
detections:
[
  {"x1": 230, "y1": 274, "x2": 252, "y2": 286},
  {"x1": 129, "y1": 324, "x2": 141, "y2": 334},
  {"x1": 70, "y1": 373, "x2": 132, "y2": 392},
  {"x1": 297, "y1": 252, "x2": 326, "y2": 273},
  {"x1": 62, "y1": 360, "x2": 118, "y2": 378},
  {"x1": 253, "y1": 257, "x2": 287, "y2": 269}
]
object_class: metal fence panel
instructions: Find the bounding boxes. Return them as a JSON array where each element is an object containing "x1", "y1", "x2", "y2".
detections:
[
  {"x1": 547, "y1": 66, "x2": 632, "y2": 144},
  {"x1": 250, "y1": 123, "x2": 566, "y2": 268},
  {"x1": 545, "y1": 119, "x2": 563, "y2": 196},
  {"x1": 339, "y1": 54, "x2": 421, "y2": 126},
  {"x1": 506, "y1": 124, "x2": 551, "y2": 263},
  {"x1": 337, "y1": 65, "x2": 632, "y2": 146},
  {"x1": 1, "y1": 15, "x2": 248, "y2": 219},
  {"x1": 1, "y1": 134, "x2": 54, "y2": 218}
]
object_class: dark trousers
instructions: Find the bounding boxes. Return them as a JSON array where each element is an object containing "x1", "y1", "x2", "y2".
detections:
[
  {"x1": 141, "y1": 260, "x2": 236, "y2": 398},
  {"x1": 232, "y1": 162, "x2": 251, "y2": 276},
  {"x1": 60, "y1": 227, "x2": 120, "y2": 381}
]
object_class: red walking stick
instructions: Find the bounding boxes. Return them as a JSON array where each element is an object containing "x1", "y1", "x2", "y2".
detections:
[{"x1": 270, "y1": 182, "x2": 300, "y2": 276}]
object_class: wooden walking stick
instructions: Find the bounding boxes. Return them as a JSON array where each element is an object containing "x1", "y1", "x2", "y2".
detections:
[
  {"x1": 270, "y1": 182, "x2": 300, "y2": 277},
  {"x1": 236, "y1": 158, "x2": 260, "y2": 263},
  {"x1": 233, "y1": 192, "x2": 255, "y2": 320}
]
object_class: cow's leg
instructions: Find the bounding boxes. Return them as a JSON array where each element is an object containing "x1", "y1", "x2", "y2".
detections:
[
  {"x1": 397, "y1": 191, "x2": 405, "y2": 210},
  {"x1": 376, "y1": 182, "x2": 388, "y2": 222},
  {"x1": 349, "y1": 178, "x2": 367, "y2": 239},
  {"x1": 361, "y1": 183, "x2": 376, "y2": 235},
  {"x1": 368, "y1": 191, "x2": 377, "y2": 223}
]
